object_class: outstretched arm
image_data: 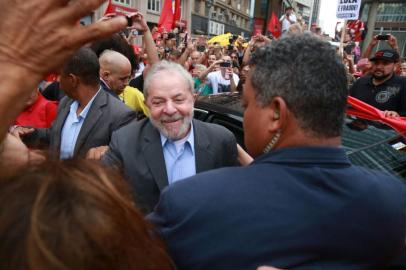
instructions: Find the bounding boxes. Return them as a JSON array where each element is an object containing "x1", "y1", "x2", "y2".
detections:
[{"x1": 0, "y1": 0, "x2": 127, "y2": 143}]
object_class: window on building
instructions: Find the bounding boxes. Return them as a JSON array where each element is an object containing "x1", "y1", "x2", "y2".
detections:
[
  {"x1": 376, "y1": 3, "x2": 406, "y2": 23},
  {"x1": 148, "y1": 0, "x2": 161, "y2": 12},
  {"x1": 113, "y1": 0, "x2": 130, "y2": 6}
]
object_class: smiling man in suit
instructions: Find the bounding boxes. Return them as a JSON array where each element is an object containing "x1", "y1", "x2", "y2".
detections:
[
  {"x1": 102, "y1": 60, "x2": 237, "y2": 213},
  {"x1": 13, "y1": 48, "x2": 135, "y2": 159}
]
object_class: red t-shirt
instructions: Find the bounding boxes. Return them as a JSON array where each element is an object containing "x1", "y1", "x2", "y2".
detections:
[{"x1": 15, "y1": 93, "x2": 58, "y2": 128}]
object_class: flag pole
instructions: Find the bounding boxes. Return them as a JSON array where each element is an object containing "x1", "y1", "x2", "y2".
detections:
[{"x1": 339, "y1": 20, "x2": 347, "y2": 57}]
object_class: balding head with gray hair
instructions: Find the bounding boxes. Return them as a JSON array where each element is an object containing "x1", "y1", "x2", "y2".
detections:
[{"x1": 144, "y1": 61, "x2": 194, "y2": 98}]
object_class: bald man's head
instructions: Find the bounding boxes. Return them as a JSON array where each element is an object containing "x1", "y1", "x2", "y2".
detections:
[{"x1": 99, "y1": 50, "x2": 132, "y2": 95}]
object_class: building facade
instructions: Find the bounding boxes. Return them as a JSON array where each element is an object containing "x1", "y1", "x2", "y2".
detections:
[
  {"x1": 192, "y1": 0, "x2": 253, "y2": 37},
  {"x1": 360, "y1": 0, "x2": 406, "y2": 58},
  {"x1": 310, "y1": 0, "x2": 320, "y2": 26},
  {"x1": 90, "y1": 0, "x2": 193, "y2": 33}
]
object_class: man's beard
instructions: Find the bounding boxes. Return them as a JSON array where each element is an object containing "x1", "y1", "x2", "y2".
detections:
[
  {"x1": 372, "y1": 70, "x2": 392, "y2": 81},
  {"x1": 150, "y1": 111, "x2": 194, "y2": 141}
]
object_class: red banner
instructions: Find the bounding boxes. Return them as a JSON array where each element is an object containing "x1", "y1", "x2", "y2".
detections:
[
  {"x1": 267, "y1": 12, "x2": 281, "y2": 38},
  {"x1": 347, "y1": 96, "x2": 406, "y2": 137},
  {"x1": 104, "y1": 0, "x2": 138, "y2": 16},
  {"x1": 158, "y1": 0, "x2": 174, "y2": 32},
  {"x1": 173, "y1": 0, "x2": 181, "y2": 28},
  {"x1": 253, "y1": 18, "x2": 265, "y2": 35}
]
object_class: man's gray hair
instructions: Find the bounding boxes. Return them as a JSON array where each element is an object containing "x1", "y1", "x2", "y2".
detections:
[
  {"x1": 144, "y1": 61, "x2": 194, "y2": 98},
  {"x1": 249, "y1": 34, "x2": 348, "y2": 138}
]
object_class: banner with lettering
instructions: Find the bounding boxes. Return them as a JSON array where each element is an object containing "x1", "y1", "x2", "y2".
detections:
[{"x1": 336, "y1": 0, "x2": 362, "y2": 20}]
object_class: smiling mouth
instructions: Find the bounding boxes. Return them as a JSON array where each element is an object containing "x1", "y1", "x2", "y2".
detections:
[{"x1": 162, "y1": 118, "x2": 182, "y2": 125}]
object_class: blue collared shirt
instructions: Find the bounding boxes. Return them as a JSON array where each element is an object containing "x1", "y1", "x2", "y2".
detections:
[
  {"x1": 60, "y1": 90, "x2": 100, "y2": 159},
  {"x1": 160, "y1": 124, "x2": 196, "y2": 184}
]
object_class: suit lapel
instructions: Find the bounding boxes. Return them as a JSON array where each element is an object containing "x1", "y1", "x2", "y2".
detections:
[
  {"x1": 143, "y1": 122, "x2": 169, "y2": 191},
  {"x1": 53, "y1": 98, "x2": 73, "y2": 152},
  {"x1": 193, "y1": 120, "x2": 213, "y2": 173},
  {"x1": 73, "y1": 91, "x2": 105, "y2": 155}
]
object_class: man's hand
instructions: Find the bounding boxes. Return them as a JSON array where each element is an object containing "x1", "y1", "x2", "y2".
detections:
[
  {"x1": 384, "y1": 110, "x2": 399, "y2": 118},
  {"x1": 128, "y1": 12, "x2": 149, "y2": 33},
  {"x1": 237, "y1": 144, "x2": 253, "y2": 166},
  {"x1": 9, "y1": 126, "x2": 35, "y2": 139},
  {"x1": 86, "y1": 145, "x2": 109, "y2": 160},
  {"x1": 370, "y1": 35, "x2": 379, "y2": 47},
  {"x1": 0, "y1": 133, "x2": 45, "y2": 178},
  {"x1": 387, "y1": 34, "x2": 399, "y2": 51},
  {"x1": 0, "y1": 0, "x2": 127, "y2": 82},
  {"x1": 97, "y1": 13, "x2": 117, "y2": 22}
]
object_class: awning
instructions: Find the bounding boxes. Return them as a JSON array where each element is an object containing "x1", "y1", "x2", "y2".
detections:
[{"x1": 104, "y1": 1, "x2": 137, "y2": 16}]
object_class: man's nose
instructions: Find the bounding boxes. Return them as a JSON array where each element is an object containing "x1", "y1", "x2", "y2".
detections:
[{"x1": 163, "y1": 101, "x2": 177, "y2": 115}]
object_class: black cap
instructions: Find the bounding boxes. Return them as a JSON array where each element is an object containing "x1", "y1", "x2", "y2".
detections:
[
  {"x1": 370, "y1": 49, "x2": 399, "y2": 62},
  {"x1": 167, "y1": 32, "x2": 176, "y2": 39}
]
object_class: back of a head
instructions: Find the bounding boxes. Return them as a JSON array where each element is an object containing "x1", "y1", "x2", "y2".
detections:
[
  {"x1": 90, "y1": 34, "x2": 139, "y2": 73},
  {"x1": 0, "y1": 159, "x2": 173, "y2": 270},
  {"x1": 62, "y1": 47, "x2": 100, "y2": 86},
  {"x1": 249, "y1": 34, "x2": 348, "y2": 138}
]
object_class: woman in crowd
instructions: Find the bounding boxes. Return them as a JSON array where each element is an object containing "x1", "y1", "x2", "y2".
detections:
[{"x1": 0, "y1": 159, "x2": 174, "y2": 270}]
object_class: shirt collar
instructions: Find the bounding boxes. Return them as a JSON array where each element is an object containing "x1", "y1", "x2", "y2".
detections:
[
  {"x1": 160, "y1": 121, "x2": 195, "y2": 154},
  {"x1": 253, "y1": 146, "x2": 351, "y2": 166},
  {"x1": 70, "y1": 89, "x2": 100, "y2": 120}
]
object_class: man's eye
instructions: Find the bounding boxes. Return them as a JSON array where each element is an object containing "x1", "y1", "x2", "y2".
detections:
[
  {"x1": 152, "y1": 101, "x2": 163, "y2": 105},
  {"x1": 174, "y1": 99, "x2": 185, "y2": 103}
]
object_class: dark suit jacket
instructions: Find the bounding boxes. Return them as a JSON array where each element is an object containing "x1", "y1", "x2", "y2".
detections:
[
  {"x1": 28, "y1": 90, "x2": 135, "y2": 157},
  {"x1": 148, "y1": 147, "x2": 406, "y2": 270},
  {"x1": 103, "y1": 118, "x2": 237, "y2": 213}
]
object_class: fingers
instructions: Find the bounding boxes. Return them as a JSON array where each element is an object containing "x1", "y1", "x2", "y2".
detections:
[
  {"x1": 384, "y1": 110, "x2": 399, "y2": 118},
  {"x1": 63, "y1": 0, "x2": 109, "y2": 22},
  {"x1": 69, "y1": 17, "x2": 127, "y2": 47},
  {"x1": 86, "y1": 146, "x2": 108, "y2": 160}
]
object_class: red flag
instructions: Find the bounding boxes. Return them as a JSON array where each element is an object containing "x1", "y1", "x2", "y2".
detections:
[
  {"x1": 347, "y1": 96, "x2": 406, "y2": 137},
  {"x1": 267, "y1": 12, "x2": 281, "y2": 38},
  {"x1": 158, "y1": 0, "x2": 174, "y2": 32},
  {"x1": 104, "y1": 0, "x2": 115, "y2": 15},
  {"x1": 173, "y1": 0, "x2": 181, "y2": 28}
]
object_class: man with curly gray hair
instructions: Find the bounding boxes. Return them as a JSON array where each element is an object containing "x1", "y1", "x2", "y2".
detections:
[{"x1": 149, "y1": 34, "x2": 406, "y2": 270}]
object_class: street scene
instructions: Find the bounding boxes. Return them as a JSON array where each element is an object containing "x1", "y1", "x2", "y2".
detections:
[{"x1": 0, "y1": 0, "x2": 406, "y2": 269}]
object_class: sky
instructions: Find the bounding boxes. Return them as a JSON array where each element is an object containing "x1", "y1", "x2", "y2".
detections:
[{"x1": 318, "y1": 0, "x2": 343, "y2": 37}]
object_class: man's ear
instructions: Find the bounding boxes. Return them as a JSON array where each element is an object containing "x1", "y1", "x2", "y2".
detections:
[
  {"x1": 100, "y1": 70, "x2": 110, "y2": 81},
  {"x1": 69, "y1": 74, "x2": 79, "y2": 88},
  {"x1": 268, "y1": 97, "x2": 288, "y2": 133}
]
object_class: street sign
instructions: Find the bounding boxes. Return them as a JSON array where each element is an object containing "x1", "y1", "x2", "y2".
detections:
[{"x1": 336, "y1": 0, "x2": 362, "y2": 20}]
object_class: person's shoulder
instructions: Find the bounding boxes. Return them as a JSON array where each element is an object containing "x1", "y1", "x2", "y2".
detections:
[
  {"x1": 114, "y1": 117, "x2": 148, "y2": 134},
  {"x1": 193, "y1": 119, "x2": 233, "y2": 138},
  {"x1": 392, "y1": 75, "x2": 406, "y2": 84},
  {"x1": 164, "y1": 166, "x2": 247, "y2": 201},
  {"x1": 124, "y1": 86, "x2": 143, "y2": 96},
  {"x1": 103, "y1": 91, "x2": 133, "y2": 113},
  {"x1": 352, "y1": 165, "x2": 406, "y2": 200},
  {"x1": 208, "y1": 70, "x2": 220, "y2": 78}
]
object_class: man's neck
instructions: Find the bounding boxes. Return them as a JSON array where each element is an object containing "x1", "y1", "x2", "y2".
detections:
[
  {"x1": 76, "y1": 85, "x2": 99, "y2": 115},
  {"x1": 372, "y1": 73, "x2": 394, "y2": 86}
]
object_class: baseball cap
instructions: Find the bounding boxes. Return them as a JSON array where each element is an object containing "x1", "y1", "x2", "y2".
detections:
[{"x1": 370, "y1": 49, "x2": 399, "y2": 62}]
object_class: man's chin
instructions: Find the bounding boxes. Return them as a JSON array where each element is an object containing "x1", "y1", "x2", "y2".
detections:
[
  {"x1": 151, "y1": 118, "x2": 192, "y2": 141},
  {"x1": 372, "y1": 73, "x2": 391, "y2": 81}
]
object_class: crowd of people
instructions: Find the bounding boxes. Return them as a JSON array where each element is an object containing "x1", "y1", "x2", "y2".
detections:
[{"x1": 1, "y1": 1, "x2": 406, "y2": 269}]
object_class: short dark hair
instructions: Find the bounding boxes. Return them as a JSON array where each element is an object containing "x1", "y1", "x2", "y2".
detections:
[
  {"x1": 249, "y1": 34, "x2": 348, "y2": 138},
  {"x1": 62, "y1": 47, "x2": 100, "y2": 86},
  {"x1": 90, "y1": 33, "x2": 139, "y2": 73}
]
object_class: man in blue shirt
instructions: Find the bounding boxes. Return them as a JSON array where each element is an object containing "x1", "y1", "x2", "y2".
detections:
[
  {"x1": 103, "y1": 61, "x2": 238, "y2": 213},
  {"x1": 14, "y1": 48, "x2": 135, "y2": 158}
]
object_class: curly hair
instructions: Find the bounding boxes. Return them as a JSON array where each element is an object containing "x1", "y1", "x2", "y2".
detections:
[{"x1": 250, "y1": 34, "x2": 348, "y2": 138}]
